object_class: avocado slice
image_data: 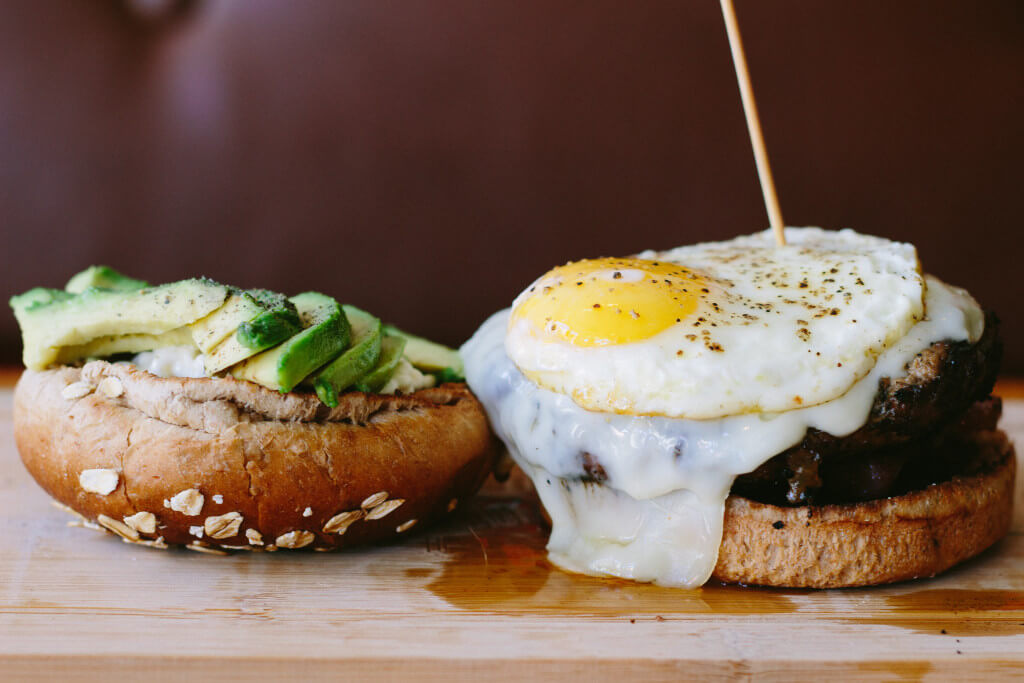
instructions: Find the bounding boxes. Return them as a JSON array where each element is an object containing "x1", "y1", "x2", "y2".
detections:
[
  {"x1": 312, "y1": 306, "x2": 383, "y2": 407},
  {"x1": 54, "y1": 327, "x2": 194, "y2": 365},
  {"x1": 10, "y1": 288, "x2": 75, "y2": 314},
  {"x1": 65, "y1": 266, "x2": 148, "y2": 294},
  {"x1": 11, "y1": 278, "x2": 228, "y2": 370},
  {"x1": 203, "y1": 334, "x2": 254, "y2": 375},
  {"x1": 198, "y1": 290, "x2": 302, "y2": 374},
  {"x1": 430, "y1": 366, "x2": 466, "y2": 385},
  {"x1": 190, "y1": 289, "x2": 299, "y2": 355},
  {"x1": 190, "y1": 292, "x2": 266, "y2": 353},
  {"x1": 230, "y1": 292, "x2": 350, "y2": 392},
  {"x1": 236, "y1": 289, "x2": 302, "y2": 350},
  {"x1": 353, "y1": 335, "x2": 407, "y2": 393},
  {"x1": 382, "y1": 323, "x2": 464, "y2": 380}
]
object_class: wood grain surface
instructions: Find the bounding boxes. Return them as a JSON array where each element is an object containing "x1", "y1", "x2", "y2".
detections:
[{"x1": 1, "y1": 382, "x2": 1022, "y2": 680}]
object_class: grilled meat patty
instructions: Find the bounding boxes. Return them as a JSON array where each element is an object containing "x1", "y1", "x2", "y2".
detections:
[{"x1": 731, "y1": 312, "x2": 1002, "y2": 505}]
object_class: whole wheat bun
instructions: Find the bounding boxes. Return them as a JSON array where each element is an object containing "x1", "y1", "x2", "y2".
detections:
[
  {"x1": 712, "y1": 430, "x2": 1016, "y2": 588},
  {"x1": 14, "y1": 361, "x2": 497, "y2": 552}
]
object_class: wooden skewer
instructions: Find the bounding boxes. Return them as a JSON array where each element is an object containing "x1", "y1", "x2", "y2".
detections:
[{"x1": 720, "y1": 0, "x2": 786, "y2": 246}]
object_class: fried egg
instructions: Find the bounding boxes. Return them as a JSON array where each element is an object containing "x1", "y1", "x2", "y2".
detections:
[{"x1": 506, "y1": 228, "x2": 925, "y2": 418}]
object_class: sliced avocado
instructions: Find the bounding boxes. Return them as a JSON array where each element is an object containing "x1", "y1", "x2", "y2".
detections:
[
  {"x1": 12, "y1": 278, "x2": 228, "y2": 370},
  {"x1": 353, "y1": 335, "x2": 406, "y2": 393},
  {"x1": 54, "y1": 327, "x2": 193, "y2": 365},
  {"x1": 189, "y1": 289, "x2": 298, "y2": 354},
  {"x1": 230, "y1": 292, "x2": 350, "y2": 392},
  {"x1": 430, "y1": 366, "x2": 465, "y2": 385},
  {"x1": 65, "y1": 266, "x2": 148, "y2": 294},
  {"x1": 195, "y1": 290, "x2": 301, "y2": 372},
  {"x1": 190, "y1": 291, "x2": 266, "y2": 353},
  {"x1": 312, "y1": 306, "x2": 383, "y2": 407},
  {"x1": 204, "y1": 333, "x2": 258, "y2": 375},
  {"x1": 10, "y1": 288, "x2": 75, "y2": 314},
  {"x1": 236, "y1": 289, "x2": 302, "y2": 350},
  {"x1": 382, "y1": 323, "x2": 464, "y2": 380}
]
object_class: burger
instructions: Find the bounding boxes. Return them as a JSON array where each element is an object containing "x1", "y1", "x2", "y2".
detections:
[
  {"x1": 11, "y1": 267, "x2": 496, "y2": 552},
  {"x1": 461, "y1": 227, "x2": 1013, "y2": 588}
]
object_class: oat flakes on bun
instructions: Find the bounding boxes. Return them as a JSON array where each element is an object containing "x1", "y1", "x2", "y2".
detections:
[{"x1": 11, "y1": 267, "x2": 496, "y2": 553}]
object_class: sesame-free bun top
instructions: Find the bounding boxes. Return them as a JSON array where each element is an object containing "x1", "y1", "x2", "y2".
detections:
[{"x1": 14, "y1": 361, "x2": 497, "y2": 551}]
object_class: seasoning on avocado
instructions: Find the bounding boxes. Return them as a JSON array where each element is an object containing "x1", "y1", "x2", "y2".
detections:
[
  {"x1": 230, "y1": 292, "x2": 349, "y2": 393},
  {"x1": 10, "y1": 267, "x2": 465, "y2": 405}
]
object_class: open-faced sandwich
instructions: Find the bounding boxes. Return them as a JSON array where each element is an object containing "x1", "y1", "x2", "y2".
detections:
[
  {"x1": 11, "y1": 267, "x2": 496, "y2": 553},
  {"x1": 463, "y1": 228, "x2": 1013, "y2": 588}
]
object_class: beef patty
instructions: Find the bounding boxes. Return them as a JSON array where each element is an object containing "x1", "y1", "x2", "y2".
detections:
[{"x1": 731, "y1": 311, "x2": 1002, "y2": 505}]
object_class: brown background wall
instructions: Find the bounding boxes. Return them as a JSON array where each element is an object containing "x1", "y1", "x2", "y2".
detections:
[{"x1": 1, "y1": 1, "x2": 1021, "y2": 370}]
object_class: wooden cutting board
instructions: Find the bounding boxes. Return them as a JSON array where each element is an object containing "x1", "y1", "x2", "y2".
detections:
[{"x1": 2, "y1": 378, "x2": 1023, "y2": 681}]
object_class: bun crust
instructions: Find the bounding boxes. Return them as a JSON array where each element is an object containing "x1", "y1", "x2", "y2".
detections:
[
  {"x1": 713, "y1": 430, "x2": 1015, "y2": 588},
  {"x1": 14, "y1": 362, "x2": 497, "y2": 551}
]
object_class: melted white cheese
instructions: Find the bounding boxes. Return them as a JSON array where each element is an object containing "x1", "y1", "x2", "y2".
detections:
[
  {"x1": 131, "y1": 345, "x2": 206, "y2": 378},
  {"x1": 462, "y1": 276, "x2": 983, "y2": 587}
]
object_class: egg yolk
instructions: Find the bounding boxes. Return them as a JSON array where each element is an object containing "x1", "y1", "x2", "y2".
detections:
[{"x1": 510, "y1": 258, "x2": 704, "y2": 346}]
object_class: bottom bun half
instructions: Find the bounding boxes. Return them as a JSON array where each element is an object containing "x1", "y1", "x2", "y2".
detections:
[
  {"x1": 713, "y1": 431, "x2": 1016, "y2": 588},
  {"x1": 14, "y1": 363, "x2": 498, "y2": 552}
]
